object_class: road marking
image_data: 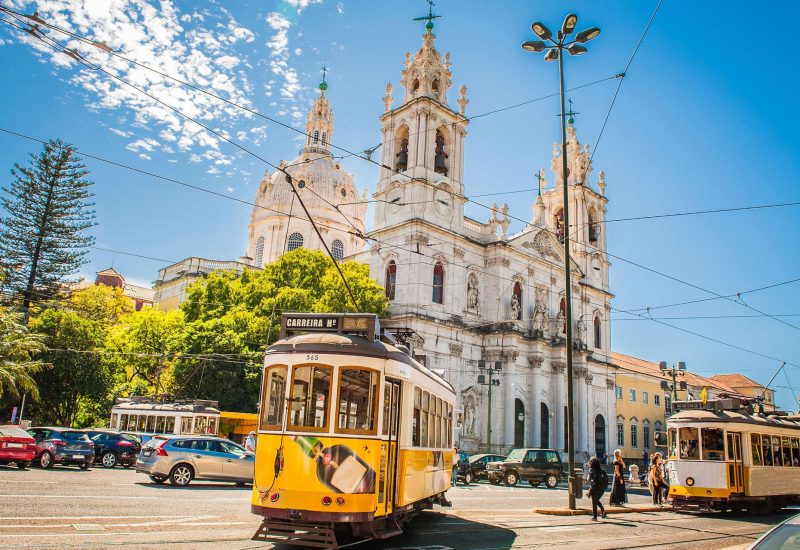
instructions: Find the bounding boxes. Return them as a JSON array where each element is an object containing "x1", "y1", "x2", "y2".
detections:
[
  {"x1": 73, "y1": 524, "x2": 106, "y2": 531},
  {"x1": 0, "y1": 515, "x2": 204, "y2": 520},
  {"x1": 539, "y1": 526, "x2": 583, "y2": 532},
  {"x1": 0, "y1": 494, "x2": 158, "y2": 500},
  {"x1": 2, "y1": 480, "x2": 60, "y2": 484}
]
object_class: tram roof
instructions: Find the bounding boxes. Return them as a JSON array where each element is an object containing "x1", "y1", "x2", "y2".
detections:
[
  {"x1": 669, "y1": 408, "x2": 800, "y2": 430},
  {"x1": 112, "y1": 399, "x2": 220, "y2": 414},
  {"x1": 267, "y1": 332, "x2": 455, "y2": 394}
]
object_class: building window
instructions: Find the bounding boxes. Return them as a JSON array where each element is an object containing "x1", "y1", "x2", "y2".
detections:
[
  {"x1": 616, "y1": 417, "x2": 624, "y2": 447},
  {"x1": 331, "y1": 239, "x2": 344, "y2": 261},
  {"x1": 559, "y1": 297, "x2": 566, "y2": 333},
  {"x1": 594, "y1": 315, "x2": 601, "y2": 348},
  {"x1": 432, "y1": 262, "x2": 444, "y2": 304},
  {"x1": 643, "y1": 420, "x2": 650, "y2": 450},
  {"x1": 322, "y1": 132, "x2": 327, "y2": 146},
  {"x1": 287, "y1": 232, "x2": 304, "y2": 252},
  {"x1": 540, "y1": 403, "x2": 550, "y2": 448},
  {"x1": 254, "y1": 236, "x2": 265, "y2": 267},
  {"x1": 664, "y1": 394, "x2": 672, "y2": 416},
  {"x1": 643, "y1": 391, "x2": 649, "y2": 405},
  {"x1": 654, "y1": 394, "x2": 661, "y2": 407},
  {"x1": 385, "y1": 261, "x2": 396, "y2": 300},
  {"x1": 555, "y1": 209, "x2": 565, "y2": 243},
  {"x1": 629, "y1": 389, "x2": 636, "y2": 402},
  {"x1": 631, "y1": 421, "x2": 638, "y2": 448},
  {"x1": 314, "y1": 130, "x2": 319, "y2": 144},
  {"x1": 615, "y1": 386, "x2": 623, "y2": 400},
  {"x1": 512, "y1": 282, "x2": 522, "y2": 320}
]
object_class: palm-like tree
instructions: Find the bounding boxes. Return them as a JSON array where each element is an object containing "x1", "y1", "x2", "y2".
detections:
[{"x1": 0, "y1": 306, "x2": 44, "y2": 400}]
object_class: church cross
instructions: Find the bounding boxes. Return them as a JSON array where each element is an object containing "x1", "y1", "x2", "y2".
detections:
[
  {"x1": 535, "y1": 169, "x2": 544, "y2": 195},
  {"x1": 321, "y1": 63, "x2": 328, "y2": 83},
  {"x1": 562, "y1": 98, "x2": 579, "y2": 126},
  {"x1": 413, "y1": 0, "x2": 441, "y2": 32}
]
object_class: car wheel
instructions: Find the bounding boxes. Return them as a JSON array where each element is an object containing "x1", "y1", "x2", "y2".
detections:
[
  {"x1": 101, "y1": 452, "x2": 117, "y2": 468},
  {"x1": 149, "y1": 475, "x2": 167, "y2": 484},
  {"x1": 79, "y1": 461, "x2": 90, "y2": 470},
  {"x1": 39, "y1": 451, "x2": 53, "y2": 469},
  {"x1": 464, "y1": 471, "x2": 473, "y2": 485},
  {"x1": 504, "y1": 471, "x2": 519, "y2": 487},
  {"x1": 544, "y1": 474, "x2": 559, "y2": 489},
  {"x1": 170, "y1": 464, "x2": 193, "y2": 486},
  {"x1": 529, "y1": 480, "x2": 541, "y2": 487}
]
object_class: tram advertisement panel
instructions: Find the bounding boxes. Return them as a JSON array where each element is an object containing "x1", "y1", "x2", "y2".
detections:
[{"x1": 253, "y1": 434, "x2": 381, "y2": 511}]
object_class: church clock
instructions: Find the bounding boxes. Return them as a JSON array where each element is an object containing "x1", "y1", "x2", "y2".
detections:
[
  {"x1": 386, "y1": 186, "x2": 405, "y2": 214},
  {"x1": 434, "y1": 187, "x2": 453, "y2": 218}
]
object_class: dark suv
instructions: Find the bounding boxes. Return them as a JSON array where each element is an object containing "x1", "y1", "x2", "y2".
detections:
[
  {"x1": 486, "y1": 448, "x2": 564, "y2": 488},
  {"x1": 27, "y1": 427, "x2": 94, "y2": 469},
  {"x1": 83, "y1": 429, "x2": 141, "y2": 468},
  {"x1": 458, "y1": 453, "x2": 506, "y2": 484}
]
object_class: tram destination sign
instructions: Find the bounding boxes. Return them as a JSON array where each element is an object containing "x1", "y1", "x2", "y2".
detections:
[{"x1": 280, "y1": 313, "x2": 380, "y2": 341}]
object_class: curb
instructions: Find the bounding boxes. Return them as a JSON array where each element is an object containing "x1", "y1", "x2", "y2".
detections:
[{"x1": 534, "y1": 505, "x2": 668, "y2": 516}]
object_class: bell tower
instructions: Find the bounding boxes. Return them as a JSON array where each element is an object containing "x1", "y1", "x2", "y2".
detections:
[
  {"x1": 301, "y1": 66, "x2": 334, "y2": 157},
  {"x1": 372, "y1": 7, "x2": 469, "y2": 232}
]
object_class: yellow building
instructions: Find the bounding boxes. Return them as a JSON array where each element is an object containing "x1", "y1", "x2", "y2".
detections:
[{"x1": 152, "y1": 257, "x2": 259, "y2": 311}]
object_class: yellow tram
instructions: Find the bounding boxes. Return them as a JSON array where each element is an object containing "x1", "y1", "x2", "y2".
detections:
[
  {"x1": 667, "y1": 398, "x2": 800, "y2": 513},
  {"x1": 251, "y1": 313, "x2": 456, "y2": 547}
]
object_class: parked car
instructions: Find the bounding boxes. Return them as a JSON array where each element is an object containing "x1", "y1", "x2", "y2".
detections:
[
  {"x1": 0, "y1": 425, "x2": 36, "y2": 469},
  {"x1": 459, "y1": 453, "x2": 507, "y2": 484},
  {"x1": 486, "y1": 448, "x2": 564, "y2": 488},
  {"x1": 27, "y1": 427, "x2": 94, "y2": 469},
  {"x1": 82, "y1": 429, "x2": 142, "y2": 468},
  {"x1": 748, "y1": 512, "x2": 800, "y2": 549},
  {"x1": 136, "y1": 435, "x2": 254, "y2": 486}
]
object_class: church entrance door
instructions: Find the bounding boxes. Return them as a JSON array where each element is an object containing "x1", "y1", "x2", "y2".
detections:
[{"x1": 514, "y1": 399, "x2": 525, "y2": 448}]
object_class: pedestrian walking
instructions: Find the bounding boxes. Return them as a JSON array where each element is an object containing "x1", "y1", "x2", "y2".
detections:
[
  {"x1": 660, "y1": 455, "x2": 671, "y2": 503},
  {"x1": 609, "y1": 449, "x2": 627, "y2": 506},
  {"x1": 649, "y1": 452, "x2": 668, "y2": 506},
  {"x1": 586, "y1": 457, "x2": 608, "y2": 521},
  {"x1": 452, "y1": 447, "x2": 460, "y2": 487},
  {"x1": 245, "y1": 430, "x2": 257, "y2": 454},
  {"x1": 642, "y1": 450, "x2": 649, "y2": 472}
]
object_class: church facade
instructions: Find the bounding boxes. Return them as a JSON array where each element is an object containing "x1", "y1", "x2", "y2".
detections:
[{"x1": 248, "y1": 25, "x2": 617, "y2": 457}]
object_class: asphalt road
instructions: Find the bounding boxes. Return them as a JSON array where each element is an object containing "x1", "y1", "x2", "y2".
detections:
[{"x1": 0, "y1": 464, "x2": 790, "y2": 549}]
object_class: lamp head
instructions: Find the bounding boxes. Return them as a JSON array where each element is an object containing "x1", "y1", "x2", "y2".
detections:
[
  {"x1": 659, "y1": 361, "x2": 668, "y2": 370},
  {"x1": 521, "y1": 40, "x2": 547, "y2": 53},
  {"x1": 561, "y1": 13, "x2": 578, "y2": 36},
  {"x1": 531, "y1": 22, "x2": 552, "y2": 41},
  {"x1": 544, "y1": 48, "x2": 559, "y2": 62},
  {"x1": 575, "y1": 26, "x2": 601, "y2": 43},
  {"x1": 567, "y1": 43, "x2": 587, "y2": 56},
  {"x1": 478, "y1": 359, "x2": 486, "y2": 369}
]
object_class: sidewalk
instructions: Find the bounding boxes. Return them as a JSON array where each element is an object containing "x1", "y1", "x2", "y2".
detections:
[{"x1": 534, "y1": 503, "x2": 668, "y2": 516}]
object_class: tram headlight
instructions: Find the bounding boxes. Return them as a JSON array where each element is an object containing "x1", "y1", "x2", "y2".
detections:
[
  {"x1": 322, "y1": 496, "x2": 332, "y2": 506},
  {"x1": 269, "y1": 492, "x2": 280, "y2": 502},
  {"x1": 686, "y1": 477, "x2": 695, "y2": 486},
  {"x1": 336, "y1": 497, "x2": 345, "y2": 506}
]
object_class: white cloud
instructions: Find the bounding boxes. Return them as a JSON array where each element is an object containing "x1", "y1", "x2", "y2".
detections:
[
  {"x1": 138, "y1": 153, "x2": 152, "y2": 160},
  {"x1": 265, "y1": 12, "x2": 302, "y2": 100},
  {"x1": 226, "y1": 186, "x2": 234, "y2": 193},
  {"x1": 285, "y1": 0, "x2": 323, "y2": 13},
  {"x1": 337, "y1": 3, "x2": 344, "y2": 14},
  {"x1": 108, "y1": 127, "x2": 132, "y2": 137}
]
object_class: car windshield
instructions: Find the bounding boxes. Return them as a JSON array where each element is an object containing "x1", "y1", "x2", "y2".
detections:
[
  {"x1": 754, "y1": 523, "x2": 800, "y2": 550},
  {"x1": 468, "y1": 455, "x2": 483, "y2": 464},
  {"x1": 121, "y1": 434, "x2": 139, "y2": 443},
  {"x1": 62, "y1": 431, "x2": 89, "y2": 441},
  {"x1": 0, "y1": 426, "x2": 31, "y2": 438},
  {"x1": 507, "y1": 449, "x2": 526, "y2": 461}
]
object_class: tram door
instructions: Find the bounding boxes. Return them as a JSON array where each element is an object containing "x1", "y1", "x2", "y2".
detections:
[
  {"x1": 727, "y1": 432, "x2": 744, "y2": 494},
  {"x1": 381, "y1": 378, "x2": 402, "y2": 516}
]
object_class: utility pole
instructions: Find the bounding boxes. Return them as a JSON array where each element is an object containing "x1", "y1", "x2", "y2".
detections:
[
  {"x1": 478, "y1": 360, "x2": 502, "y2": 453},
  {"x1": 659, "y1": 361, "x2": 686, "y2": 412}
]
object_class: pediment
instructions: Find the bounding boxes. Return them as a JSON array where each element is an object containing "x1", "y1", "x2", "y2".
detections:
[{"x1": 510, "y1": 229, "x2": 582, "y2": 275}]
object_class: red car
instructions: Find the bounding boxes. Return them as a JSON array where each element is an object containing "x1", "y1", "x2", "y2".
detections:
[{"x1": 0, "y1": 425, "x2": 36, "y2": 469}]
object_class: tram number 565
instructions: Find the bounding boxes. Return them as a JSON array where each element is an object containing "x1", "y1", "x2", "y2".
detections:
[{"x1": 306, "y1": 354, "x2": 319, "y2": 361}]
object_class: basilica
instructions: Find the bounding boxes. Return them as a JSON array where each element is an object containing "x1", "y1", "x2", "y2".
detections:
[{"x1": 247, "y1": 24, "x2": 616, "y2": 457}]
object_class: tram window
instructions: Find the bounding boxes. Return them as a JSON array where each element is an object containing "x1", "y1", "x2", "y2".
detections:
[
  {"x1": 782, "y1": 437, "x2": 792, "y2": 467},
  {"x1": 119, "y1": 414, "x2": 127, "y2": 431},
  {"x1": 413, "y1": 388, "x2": 421, "y2": 446},
  {"x1": 146, "y1": 415, "x2": 157, "y2": 433},
  {"x1": 763, "y1": 435, "x2": 774, "y2": 466},
  {"x1": 702, "y1": 428, "x2": 725, "y2": 461},
  {"x1": 421, "y1": 391, "x2": 429, "y2": 447},
  {"x1": 668, "y1": 429, "x2": 678, "y2": 459},
  {"x1": 382, "y1": 382, "x2": 391, "y2": 435},
  {"x1": 289, "y1": 365, "x2": 332, "y2": 430},
  {"x1": 260, "y1": 366, "x2": 287, "y2": 430},
  {"x1": 138, "y1": 415, "x2": 148, "y2": 432},
  {"x1": 194, "y1": 416, "x2": 208, "y2": 434},
  {"x1": 446, "y1": 404, "x2": 452, "y2": 447},
  {"x1": 208, "y1": 417, "x2": 217, "y2": 435},
  {"x1": 751, "y1": 434, "x2": 763, "y2": 465},
  {"x1": 165, "y1": 416, "x2": 175, "y2": 434},
  {"x1": 772, "y1": 436, "x2": 783, "y2": 467},
  {"x1": 336, "y1": 368, "x2": 379, "y2": 434},
  {"x1": 156, "y1": 416, "x2": 166, "y2": 433},
  {"x1": 679, "y1": 427, "x2": 699, "y2": 459},
  {"x1": 792, "y1": 439, "x2": 800, "y2": 467},
  {"x1": 110, "y1": 414, "x2": 118, "y2": 430},
  {"x1": 435, "y1": 398, "x2": 442, "y2": 448}
]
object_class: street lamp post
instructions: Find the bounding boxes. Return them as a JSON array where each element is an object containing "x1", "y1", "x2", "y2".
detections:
[
  {"x1": 478, "y1": 360, "x2": 502, "y2": 453},
  {"x1": 521, "y1": 14, "x2": 600, "y2": 511},
  {"x1": 660, "y1": 361, "x2": 687, "y2": 411}
]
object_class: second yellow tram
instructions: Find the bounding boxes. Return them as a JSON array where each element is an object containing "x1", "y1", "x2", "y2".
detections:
[{"x1": 251, "y1": 313, "x2": 456, "y2": 547}]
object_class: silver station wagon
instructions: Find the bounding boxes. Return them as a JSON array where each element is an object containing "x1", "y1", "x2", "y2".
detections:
[{"x1": 135, "y1": 435, "x2": 254, "y2": 486}]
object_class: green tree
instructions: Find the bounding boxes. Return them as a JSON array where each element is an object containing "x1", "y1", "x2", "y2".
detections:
[
  {"x1": 0, "y1": 139, "x2": 96, "y2": 321},
  {"x1": 172, "y1": 249, "x2": 388, "y2": 411},
  {"x1": 0, "y1": 305, "x2": 44, "y2": 401}
]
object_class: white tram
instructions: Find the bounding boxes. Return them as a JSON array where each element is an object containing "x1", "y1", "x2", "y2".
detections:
[
  {"x1": 110, "y1": 396, "x2": 220, "y2": 443},
  {"x1": 667, "y1": 398, "x2": 800, "y2": 513}
]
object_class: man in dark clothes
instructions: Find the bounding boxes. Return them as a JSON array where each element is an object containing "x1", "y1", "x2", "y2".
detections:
[{"x1": 586, "y1": 457, "x2": 608, "y2": 521}]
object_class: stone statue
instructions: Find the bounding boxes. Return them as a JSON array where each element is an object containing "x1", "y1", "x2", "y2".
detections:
[
  {"x1": 464, "y1": 400, "x2": 475, "y2": 435},
  {"x1": 395, "y1": 138, "x2": 409, "y2": 171},
  {"x1": 598, "y1": 170, "x2": 606, "y2": 196},
  {"x1": 576, "y1": 319, "x2": 587, "y2": 344},
  {"x1": 499, "y1": 204, "x2": 510, "y2": 238},
  {"x1": 510, "y1": 293, "x2": 521, "y2": 321},
  {"x1": 556, "y1": 309, "x2": 566, "y2": 336},
  {"x1": 383, "y1": 82, "x2": 394, "y2": 112},
  {"x1": 467, "y1": 274, "x2": 479, "y2": 310},
  {"x1": 457, "y1": 84, "x2": 469, "y2": 115},
  {"x1": 434, "y1": 129, "x2": 448, "y2": 175}
]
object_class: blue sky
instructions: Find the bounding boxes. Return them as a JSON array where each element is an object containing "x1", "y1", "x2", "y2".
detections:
[{"x1": 1, "y1": 1, "x2": 799, "y2": 408}]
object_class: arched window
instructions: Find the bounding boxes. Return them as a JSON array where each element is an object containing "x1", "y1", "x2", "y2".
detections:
[
  {"x1": 254, "y1": 236, "x2": 265, "y2": 267},
  {"x1": 331, "y1": 239, "x2": 344, "y2": 261},
  {"x1": 630, "y1": 418, "x2": 639, "y2": 448},
  {"x1": 322, "y1": 132, "x2": 327, "y2": 146},
  {"x1": 432, "y1": 262, "x2": 444, "y2": 304},
  {"x1": 616, "y1": 416, "x2": 625, "y2": 447},
  {"x1": 588, "y1": 207, "x2": 599, "y2": 243},
  {"x1": 313, "y1": 130, "x2": 319, "y2": 144},
  {"x1": 512, "y1": 282, "x2": 523, "y2": 320},
  {"x1": 559, "y1": 297, "x2": 566, "y2": 333},
  {"x1": 594, "y1": 315, "x2": 602, "y2": 349},
  {"x1": 287, "y1": 232, "x2": 304, "y2": 252},
  {"x1": 385, "y1": 261, "x2": 396, "y2": 300},
  {"x1": 594, "y1": 414, "x2": 606, "y2": 457},
  {"x1": 555, "y1": 209, "x2": 565, "y2": 243},
  {"x1": 540, "y1": 403, "x2": 550, "y2": 448},
  {"x1": 664, "y1": 394, "x2": 672, "y2": 416},
  {"x1": 643, "y1": 419, "x2": 651, "y2": 450}
]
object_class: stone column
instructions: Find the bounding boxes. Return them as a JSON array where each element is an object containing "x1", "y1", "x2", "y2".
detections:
[
  {"x1": 529, "y1": 355, "x2": 543, "y2": 447},
  {"x1": 574, "y1": 366, "x2": 587, "y2": 456},
  {"x1": 503, "y1": 364, "x2": 514, "y2": 451},
  {"x1": 552, "y1": 361, "x2": 566, "y2": 451}
]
